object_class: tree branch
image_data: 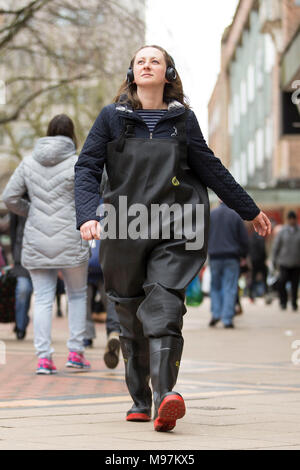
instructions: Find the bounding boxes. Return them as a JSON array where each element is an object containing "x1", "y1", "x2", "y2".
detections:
[
  {"x1": 0, "y1": 74, "x2": 91, "y2": 125},
  {"x1": 6, "y1": 76, "x2": 86, "y2": 85},
  {"x1": 3, "y1": 124, "x2": 23, "y2": 160},
  {"x1": 0, "y1": 0, "x2": 52, "y2": 51},
  {"x1": 0, "y1": 1, "x2": 42, "y2": 15}
]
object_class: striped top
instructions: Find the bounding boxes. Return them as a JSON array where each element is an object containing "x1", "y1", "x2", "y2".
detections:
[{"x1": 136, "y1": 109, "x2": 168, "y2": 133}]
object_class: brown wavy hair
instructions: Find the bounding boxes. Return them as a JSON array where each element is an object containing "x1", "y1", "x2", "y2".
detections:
[
  {"x1": 47, "y1": 114, "x2": 77, "y2": 149},
  {"x1": 114, "y1": 45, "x2": 190, "y2": 110}
]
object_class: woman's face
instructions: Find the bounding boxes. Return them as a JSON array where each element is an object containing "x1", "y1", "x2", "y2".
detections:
[{"x1": 133, "y1": 47, "x2": 167, "y2": 87}]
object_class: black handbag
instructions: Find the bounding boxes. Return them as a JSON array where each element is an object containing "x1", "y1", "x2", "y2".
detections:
[{"x1": 0, "y1": 267, "x2": 16, "y2": 323}]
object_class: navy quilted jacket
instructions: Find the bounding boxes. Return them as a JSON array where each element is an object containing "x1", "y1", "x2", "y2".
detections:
[{"x1": 75, "y1": 101, "x2": 260, "y2": 229}]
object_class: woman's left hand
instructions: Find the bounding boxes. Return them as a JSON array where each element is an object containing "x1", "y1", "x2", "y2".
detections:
[{"x1": 252, "y1": 211, "x2": 272, "y2": 237}]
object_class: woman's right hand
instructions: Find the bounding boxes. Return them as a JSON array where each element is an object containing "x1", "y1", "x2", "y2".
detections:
[
  {"x1": 80, "y1": 220, "x2": 101, "y2": 240},
  {"x1": 252, "y1": 211, "x2": 272, "y2": 237}
]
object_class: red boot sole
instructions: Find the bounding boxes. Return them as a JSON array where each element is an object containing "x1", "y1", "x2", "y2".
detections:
[
  {"x1": 126, "y1": 412, "x2": 151, "y2": 422},
  {"x1": 154, "y1": 394, "x2": 186, "y2": 432}
]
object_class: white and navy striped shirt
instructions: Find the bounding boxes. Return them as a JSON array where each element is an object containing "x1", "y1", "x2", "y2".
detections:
[{"x1": 136, "y1": 109, "x2": 168, "y2": 133}]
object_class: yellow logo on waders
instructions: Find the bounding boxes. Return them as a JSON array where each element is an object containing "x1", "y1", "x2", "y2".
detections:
[
  {"x1": 175, "y1": 361, "x2": 180, "y2": 368},
  {"x1": 172, "y1": 177, "x2": 180, "y2": 186}
]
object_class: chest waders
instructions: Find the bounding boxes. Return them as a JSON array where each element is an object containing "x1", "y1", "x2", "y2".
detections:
[{"x1": 100, "y1": 111, "x2": 209, "y2": 431}]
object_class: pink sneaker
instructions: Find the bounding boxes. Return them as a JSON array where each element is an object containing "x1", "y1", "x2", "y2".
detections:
[
  {"x1": 36, "y1": 358, "x2": 57, "y2": 375},
  {"x1": 65, "y1": 351, "x2": 91, "y2": 369}
]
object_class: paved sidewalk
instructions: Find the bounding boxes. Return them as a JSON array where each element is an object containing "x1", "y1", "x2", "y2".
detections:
[{"x1": 0, "y1": 296, "x2": 300, "y2": 450}]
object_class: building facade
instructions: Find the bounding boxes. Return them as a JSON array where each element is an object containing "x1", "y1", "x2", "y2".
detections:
[{"x1": 208, "y1": 0, "x2": 300, "y2": 223}]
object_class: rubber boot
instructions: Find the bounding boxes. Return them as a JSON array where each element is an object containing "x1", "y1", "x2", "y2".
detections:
[
  {"x1": 120, "y1": 337, "x2": 152, "y2": 422},
  {"x1": 149, "y1": 335, "x2": 185, "y2": 432}
]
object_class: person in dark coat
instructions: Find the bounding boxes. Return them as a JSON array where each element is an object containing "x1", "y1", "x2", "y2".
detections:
[
  {"x1": 9, "y1": 212, "x2": 33, "y2": 339},
  {"x1": 74, "y1": 45, "x2": 271, "y2": 432},
  {"x1": 248, "y1": 230, "x2": 268, "y2": 300},
  {"x1": 272, "y1": 211, "x2": 300, "y2": 311},
  {"x1": 208, "y1": 202, "x2": 249, "y2": 328},
  {"x1": 84, "y1": 238, "x2": 121, "y2": 369}
]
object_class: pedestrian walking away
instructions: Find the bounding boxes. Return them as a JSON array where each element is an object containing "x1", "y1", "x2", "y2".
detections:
[
  {"x1": 208, "y1": 201, "x2": 249, "y2": 328},
  {"x1": 84, "y1": 237, "x2": 121, "y2": 369},
  {"x1": 75, "y1": 45, "x2": 271, "y2": 432},
  {"x1": 248, "y1": 230, "x2": 268, "y2": 301},
  {"x1": 9, "y1": 210, "x2": 33, "y2": 339},
  {"x1": 2, "y1": 114, "x2": 91, "y2": 374},
  {"x1": 272, "y1": 211, "x2": 300, "y2": 311},
  {"x1": 84, "y1": 238, "x2": 103, "y2": 348}
]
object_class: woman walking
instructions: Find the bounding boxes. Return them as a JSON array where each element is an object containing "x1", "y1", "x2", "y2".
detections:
[
  {"x1": 75, "y1": 45, "x2": 271, "y2": 431},
  {"x1": 3, "y1": 114, "x2": 91, "y2": 374}
]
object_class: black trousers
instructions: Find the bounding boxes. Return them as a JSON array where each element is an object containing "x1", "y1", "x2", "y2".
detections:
[
  {"x1": 277, "y1": 266, "x2": 300, "y2": 308},
  {"x1": 249, "y1": 263, "x2": 268, "y2": 299}
]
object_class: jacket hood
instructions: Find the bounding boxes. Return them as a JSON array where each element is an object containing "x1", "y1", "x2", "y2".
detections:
[{"x1": 32, "y1": 135, "x2": 76, "y2": 166}]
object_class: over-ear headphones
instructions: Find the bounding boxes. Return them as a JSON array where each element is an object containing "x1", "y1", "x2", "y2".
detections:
[
  {"x1": 126, "y1": 67, "x2": 134, "y2": 84},
  {"x1": 166, "y1": 62, "x2": 177, "y2": 82},
  {"x1": 126, "y1": 57, "x2": 177, "y2": 84}
]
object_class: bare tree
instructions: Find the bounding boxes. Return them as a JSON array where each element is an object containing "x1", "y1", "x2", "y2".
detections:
[
  {"x1": 0, "y1": 0, "x2": 145, "y2": 162},
  {"x1": 0, "y1": 0, "x2": 145, "y2": 126},
  {"x1": 0, "y1": 1, "x2": 52, "y2": 49}
]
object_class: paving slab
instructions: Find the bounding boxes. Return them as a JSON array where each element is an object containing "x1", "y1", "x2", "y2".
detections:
[{"x1": 0, "y1": 296, "x2": 300, "y2": 450}]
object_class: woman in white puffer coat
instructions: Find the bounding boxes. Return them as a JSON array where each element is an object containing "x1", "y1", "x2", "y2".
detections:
[{"x1": 3, "y1": 114, "x2": 91, "y2": 374}]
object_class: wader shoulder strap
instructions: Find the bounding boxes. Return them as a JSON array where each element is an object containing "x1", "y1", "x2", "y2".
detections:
[{"x1": 116, "y1": 119, "x2": 135, "y2": 152}]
